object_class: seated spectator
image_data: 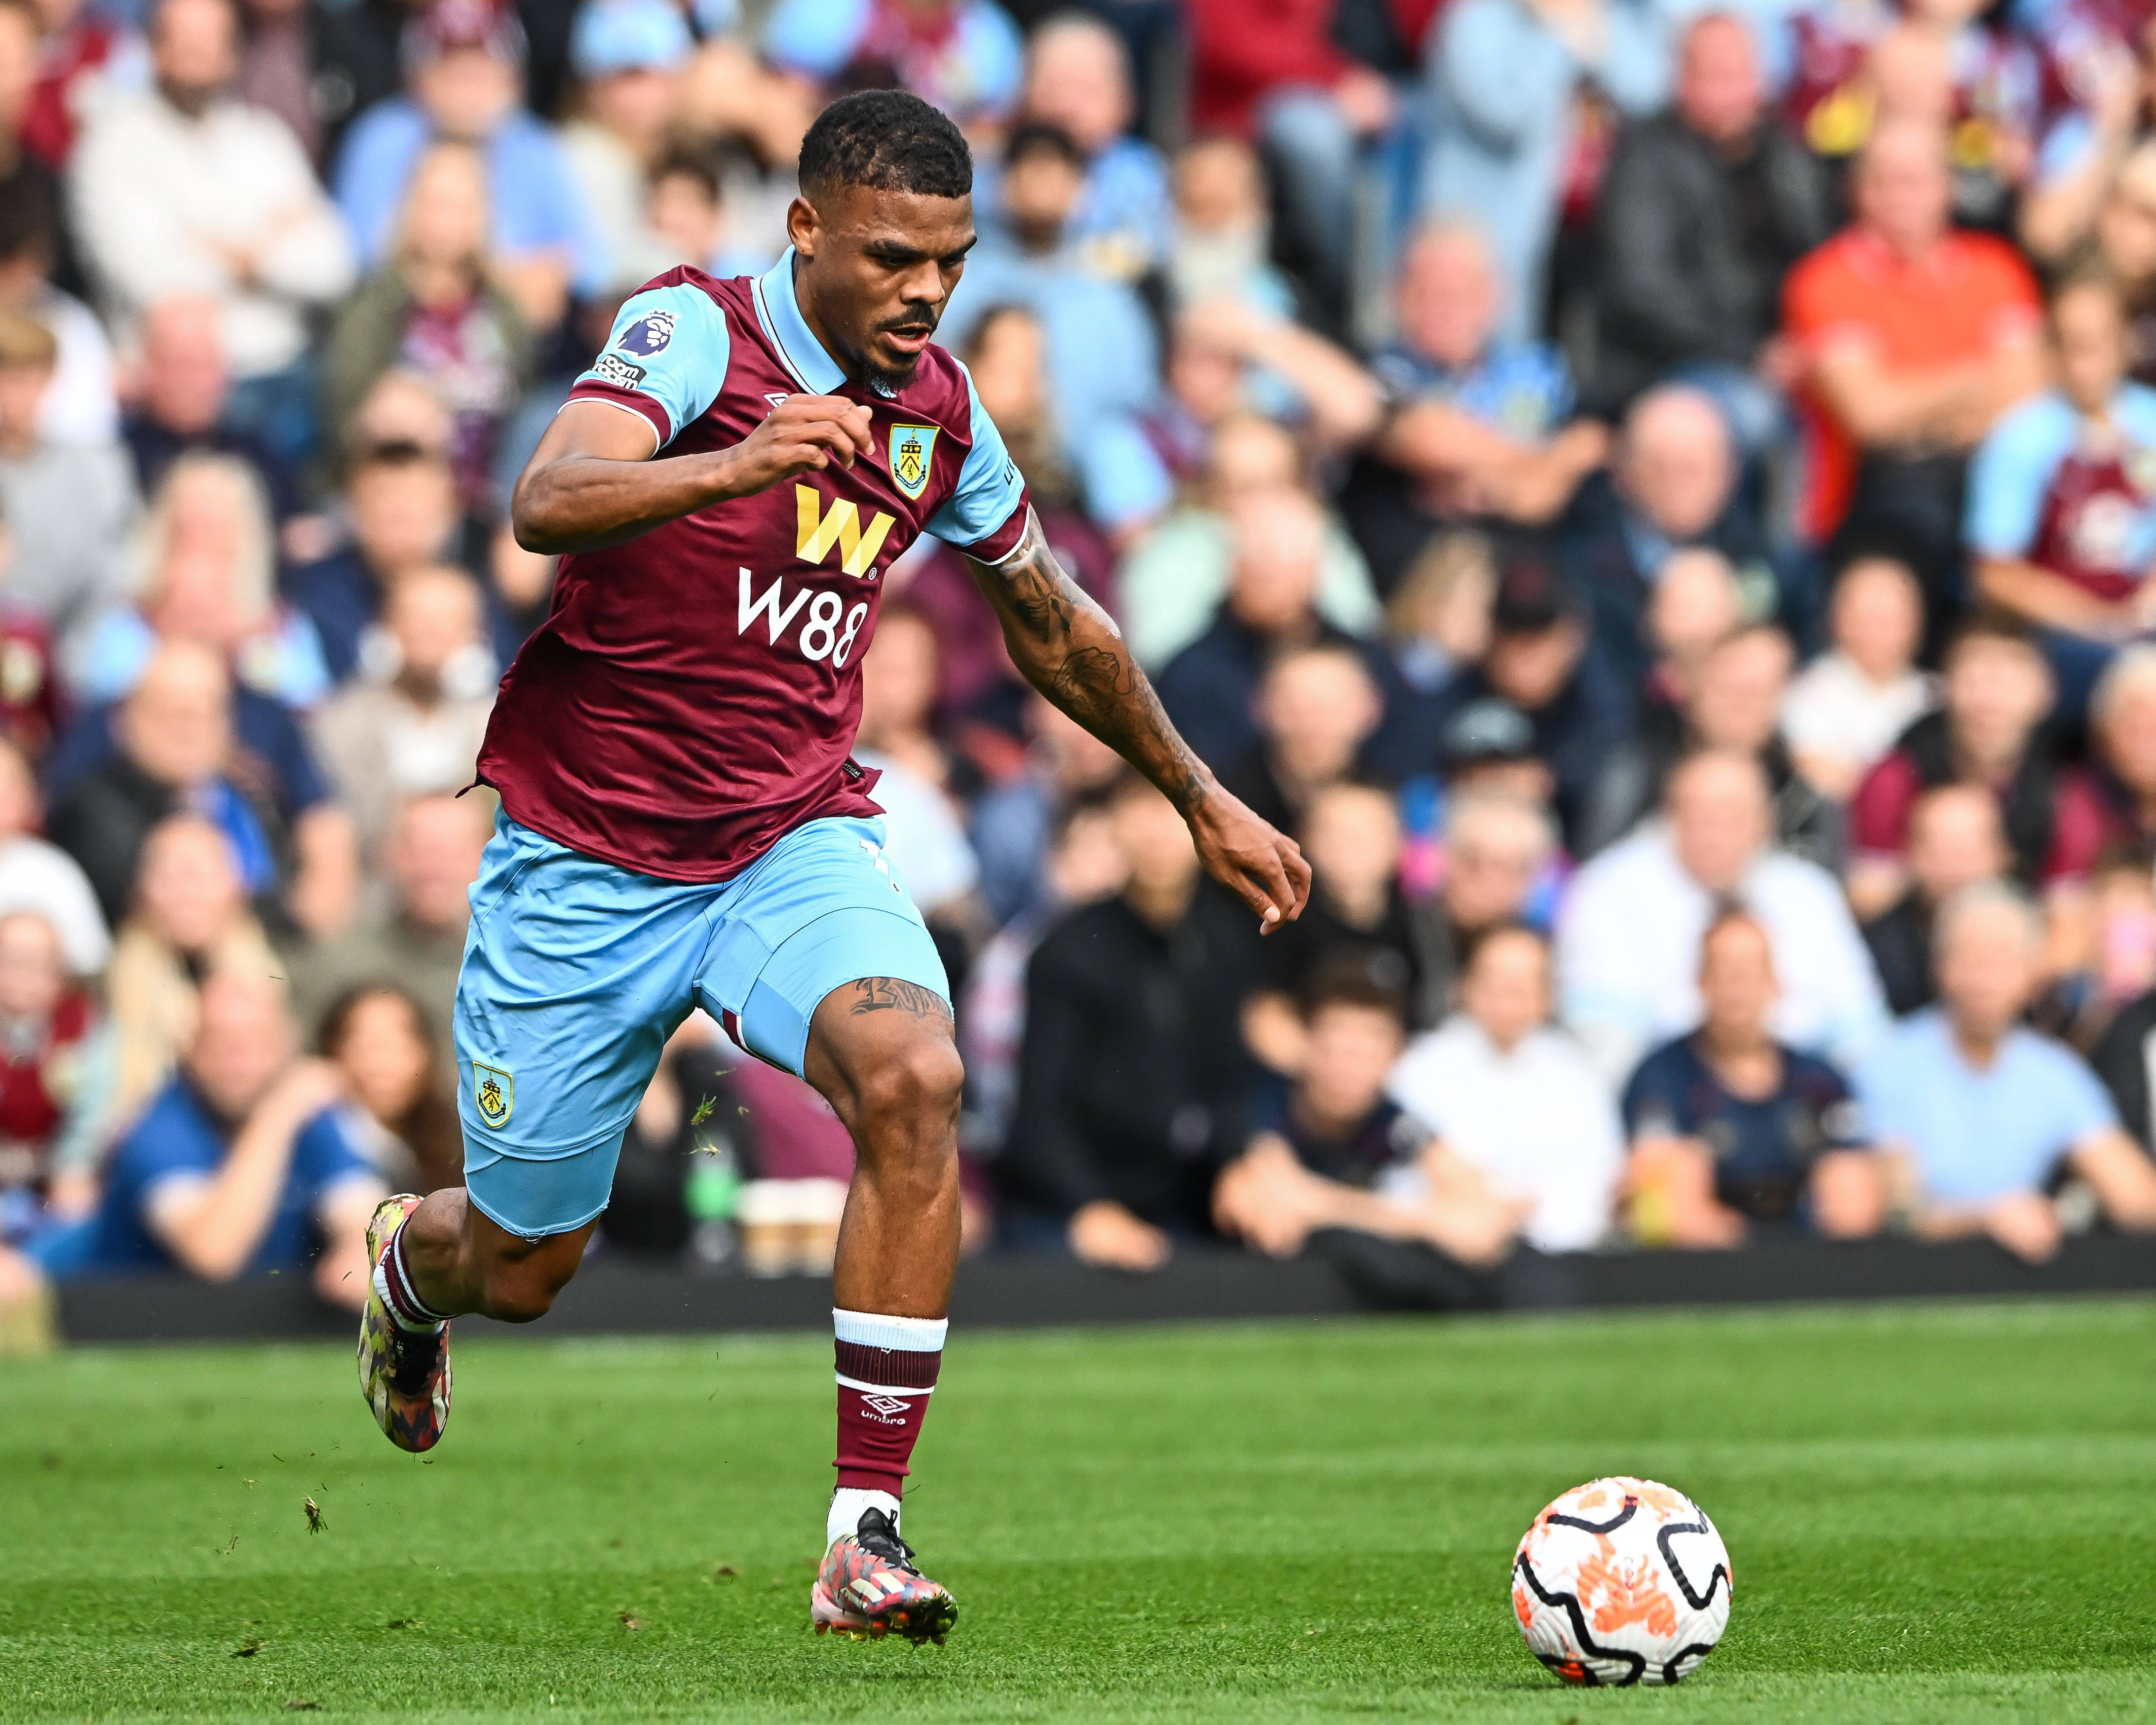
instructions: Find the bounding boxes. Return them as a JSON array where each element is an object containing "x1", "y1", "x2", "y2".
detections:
[
  {"x1": 1859, "y1": 882, "x2": 2156, "y2": 1261},
  {"x1": 1346, "y1": 224, "x2": 1611, "y2": 590},
  {"x1": 235, "y1": 0, "x2": 316, "y2": 157},
  {"x1": 1213, "y1": 971, "x2": 1523, "y2": 1287},
  {"x1": 289, "y1": 441, "x2": 470, "y2": 684},
  {"x1": 1420, "y1": 788, "x2": 1560, "y2": 1008},
  {"x1": 1583, "y1": 623, "x2": 1840, "y2": 871},
  {"x1": 1861, "y1": 784, "x2": 2012, "y2": 1019},
  {"x1": 0, "y1": 735, "x2": 106, "y2": 974},
  {"x1": 1783, "y1": 118, "x2": 2043, "y2": 613},
  {"x1": 1558, "y1": 747, "x2": 1886, "y2": 1082},
  {"x1": 1386, "y1": 923, "x2": 1624, "y2": 1255},
  {"x1": 967, "y1": 694, "x2": 1124, "y2": 926},
  {"x1": 1968, "y1": 270, "x2": 2156, "y2": 717},
  {"x1": 1002, "y1": 773, "x2": 1259, "y2": 1269},
  {"x1": 762, "y1": 0, "x2": 1022, "y2": 131},
  {"x1": 1433, "y1": 556, "x2": 1633, "y2": 851},
  {"x1": 559, "y1": 0, "x2": 694, "y2": 293},
  {"x1": 318, "y1": 981, "x2": 459, "y2": 1194},
  {"x1": 2091, "y1": 644, "x2": 2156, "y2": 858},
  {"x1": 1378, "y1": 530, "x2": 1496, "y2": 727},
  {"x1": 0, "y1": 309, "x2": 135, "y2": 655},
  {"x1": 1221, "y1": 643, "x2": 1386, "y2": 838},
  {"x1": 645, "y1": 145, "x2": 767, "y2": 280},
  {"x1": 1567, "y1": 384, "x2": 1775, "y2": 692},
  {"x1": 1010, "y1": 14, "x2": 1170, "y2": 282},
  {"x1": 14, "y1": 966, "x2": 381, "y2": 1298},
  {"x1": 1639, "y1": 547, "x2": 1744, "y2": 716},
  {"x1": 309, "y1": 564, "x2": 494, "y2": 863},
  {"x1": 0, "y1": 908, "x2": 115, "y2": 1237},
  {"x1": 1782, "y1": 549, "x2": 1937, "y2": 800},
  {"x1": 1167, "y1": 294, "x2": 1389, "y2": 460},
  {"x1": 855, "y1": 605, "x2": 961, "y2": 797},
  {"x1": 69, "y1": 450, "x2": 330, "y2": 710},
  {"x1": 289, "y1": 790, "x2": 489, "y2": 1073},
  {"x1": 106, "y1": 811, "x2": 280, "y2": 1125},
  {"x1": 1163, "y1": 134, "x2": 1295, "y2": 318},
  {"x1": 1621, "y1": 906, "x2": 1885, "y2": 1248},
  {"x1": 68, "y1": 0, "x2": 353, "y2": 405},
  {"x1": 1121, "y1": 413, "x2": 1380, "y2": 671},
  {"x1": 333, "y1": 0, "x2": 605, "y2": 337},
  {"x1": 1594, "y1": 11, "x2": 1834, "y2": 427},
  {"x1": 1155, "y1": 487, "x2": 1380, "y2": 770},
  {"x1": 1849, "y1": 615, "x2": 2107, "y2": 918},
  {"x1": 322, "y1": 140, "x2": 535, "y2": 519},
  {"x1": 2017, "y1": 24, "x2": 2149, "y2": 269}
]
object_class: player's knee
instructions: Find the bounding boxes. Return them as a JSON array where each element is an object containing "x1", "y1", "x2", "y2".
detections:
[{"x1": 857, "y1": 1033, "x2": 964, "y2": 1137}]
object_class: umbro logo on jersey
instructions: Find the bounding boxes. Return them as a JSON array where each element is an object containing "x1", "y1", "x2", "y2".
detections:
[
  {"x1": 765, "y1": 393, "x2": 791, "y2": 408},
  {"x1": 861, "y1": 1394, "x2": 912, "y2": 1419},
  {"x1": 592, "y1": 353, "x2": 646, "y2": 390},
  {"x1": 617, "y1": 309, "x2": 676, "y2": 355}
]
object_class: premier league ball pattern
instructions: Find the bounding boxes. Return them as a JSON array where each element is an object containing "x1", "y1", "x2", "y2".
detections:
[{"x1": 1511, "y1": 1477, "x2": 1733, "y2": 1686}]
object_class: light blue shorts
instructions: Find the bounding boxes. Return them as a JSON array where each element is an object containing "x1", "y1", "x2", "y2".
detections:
[{"x1": 455, "y1": 811, "x2": 948, "y2": 1239}]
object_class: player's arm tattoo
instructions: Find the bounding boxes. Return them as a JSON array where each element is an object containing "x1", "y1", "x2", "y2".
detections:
[
  {"x1": 847, "y1": 978, "x2": 954, "y2": 1023},
  {"x1": 966, "y1": 510, "x2": 1211, "y2": 817}
]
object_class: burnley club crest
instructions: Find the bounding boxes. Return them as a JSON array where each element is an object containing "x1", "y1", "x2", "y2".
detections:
[
  {"x1": 889, "y1": 424, "x2": 938, "y2": 501},
  {"x1": 473, "y1": 1061, "x2": 514, "y2": 1129}
]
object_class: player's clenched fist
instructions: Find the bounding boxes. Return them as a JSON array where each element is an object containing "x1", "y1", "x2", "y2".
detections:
[{"x1": 723, "y1": 394, "x2": 877, "y2": 494}]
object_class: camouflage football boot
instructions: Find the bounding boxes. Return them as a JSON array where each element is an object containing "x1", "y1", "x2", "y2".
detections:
[
  {"x1": 811, "y1": 1506, "x2": 957, "y2": 1645},
  {"x1": 356, "y1": 1194, "x2": 452, "y2": 1452}
]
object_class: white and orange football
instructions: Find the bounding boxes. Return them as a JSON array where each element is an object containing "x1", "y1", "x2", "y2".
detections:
[{"x1": 1511, "y1": 1476, "x2": 1733, "y2": 1686}]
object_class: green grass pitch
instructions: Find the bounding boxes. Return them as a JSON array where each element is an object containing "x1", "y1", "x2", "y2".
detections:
[{"x1": 4, "y1": 1297, "x2": 2155, "y2": 1723}]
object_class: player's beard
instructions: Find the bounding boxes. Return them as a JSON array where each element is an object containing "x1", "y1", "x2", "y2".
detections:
[{"x1": 850, "y1": 315, "x2": 937, "y2": 395}]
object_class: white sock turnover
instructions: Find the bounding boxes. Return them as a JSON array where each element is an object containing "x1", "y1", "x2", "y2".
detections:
[{"x1": 828, "y1": 1486, "x2": 902, "y2": 1550}]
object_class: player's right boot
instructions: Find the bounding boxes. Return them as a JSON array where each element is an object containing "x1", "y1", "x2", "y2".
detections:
[
  {"x1": 811, "y1": 1507, "x2": 957, "y2": 1645},
  {"x1": 357, "y1": 1194, "x2": 452, "y2": 1452}
]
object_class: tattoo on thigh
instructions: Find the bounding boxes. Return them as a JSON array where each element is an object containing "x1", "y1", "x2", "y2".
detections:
[{"x1": 848, "y1": 978, "x2": 953, "y2": 1022}]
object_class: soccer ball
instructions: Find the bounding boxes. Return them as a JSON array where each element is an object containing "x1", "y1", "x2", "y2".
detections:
[{"x1": 1511, "y1": 1477, "x2": 1732, "y2": 1686}]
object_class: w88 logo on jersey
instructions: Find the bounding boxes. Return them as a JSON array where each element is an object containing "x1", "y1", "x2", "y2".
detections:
[{"x1": 737, "y1": 569, "x2": 870, "y2": 666}]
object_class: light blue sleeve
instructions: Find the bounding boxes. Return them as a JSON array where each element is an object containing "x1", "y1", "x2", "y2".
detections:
[
  {"x1": 762, "y1": 0, "x2": 868, "y2": 79},
  {"x1": 1853, "y1": 1036, "x2": 1918, "y2": 1148},
  {"x1": 574, "y1": 284, "x2": 731, "y2": 444},
  {"x1": 1965, "y1": 402, "x2": 2060, "y2": 559},
  {"x1": 1071, "y1": 414, "x2": 1172, "y2": 532},
  {"x1": 926, "y1": 368, "x2": 1027, "y2": 548},
  {"x1": 2046, "y1": 1043, "x2": 2121, "y2": 1146}
]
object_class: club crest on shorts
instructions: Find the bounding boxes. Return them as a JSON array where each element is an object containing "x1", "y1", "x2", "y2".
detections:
[
  {"x1": 889, "y1": 423, "x2": 938, "y2": 501},
  {"x1": 473, "y1": 1062, "x2": 513, "y2": 1129}
]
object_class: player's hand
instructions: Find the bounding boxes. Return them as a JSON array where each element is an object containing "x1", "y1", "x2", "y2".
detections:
[
  {"x1": 721, "y1": 395, "x2": 876, "y2": 495},
  {"x1": 1189, "y1": 786, "x2": 1311, "y2": 936}
]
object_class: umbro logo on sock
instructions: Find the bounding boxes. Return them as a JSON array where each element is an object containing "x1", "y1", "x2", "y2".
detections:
[{"x1": 861, "y1": 1394, "x2": 913, "y2": 1420}]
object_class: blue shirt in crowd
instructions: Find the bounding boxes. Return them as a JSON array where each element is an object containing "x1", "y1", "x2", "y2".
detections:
[
  {"x1": 26, "y1": 1080, "x2": 374, "y2": 1278},
  {"x1": 1621, "y1": 1035, "x2": 1866, "y2": 1223},
  {"x1": 1370, "y1": 338, "x2": 1575, "y2": 441},
  {"x1": 761, "y1": 0, "x2": 1023, "y2": 123},
  {"x1": 1965, "y1": 384, "x2": 2156, "y2": 574},
  {"x1": 1856, "y1": 1009, "x2": 2117, "y2": 1205}
]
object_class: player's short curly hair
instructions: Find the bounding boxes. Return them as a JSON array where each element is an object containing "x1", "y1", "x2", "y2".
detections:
[{"x1": 798, "y1": 90, "x2": 972, "y2": 203}]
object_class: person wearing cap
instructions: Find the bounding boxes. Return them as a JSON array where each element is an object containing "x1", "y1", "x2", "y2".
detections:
[
  {"x1": 561, "y1": 0, "x2": 694, "y2": 293},
  {"x1": 1430, "y1": 555, "x2": 1632, "y2": 854},
  {"x1": 69, "y1": 0, "x2": 354, "y2": 389},
  {"x1": 332, "y1": 0, "x2": 609, "y2": 334}
]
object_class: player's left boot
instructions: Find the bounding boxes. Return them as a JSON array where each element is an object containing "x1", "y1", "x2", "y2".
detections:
[
  {"x1": 356, "y1": 1194, "x2": 452, "y2": 1452},
  {"x1": 810, "y1": 1506, "x2": 957, "y2": 1645}
]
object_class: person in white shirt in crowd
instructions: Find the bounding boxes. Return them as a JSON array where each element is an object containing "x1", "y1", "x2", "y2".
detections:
[
  {"x1": 69, "y1": 0, "x2": 353, "y2": 386},
  {"x1": 0, "y1": 735, "x2": 106, "y2": 977},
  {"x1": 1782, "y1": 550, "x2": 1938, "y2": 800},
  {"x1": 558, "y1": 0, "x2": 694, "y2": 292},
  {"x1": 1859, "y1": 882, "x2": 2156, "y2": 1262},
  {"x1": 1558, "y1": 746, "x2": 1887, "y2": 1083},
  {"x1": 1386, "y1": 923, "x2": 1624, "y2": 1255}
]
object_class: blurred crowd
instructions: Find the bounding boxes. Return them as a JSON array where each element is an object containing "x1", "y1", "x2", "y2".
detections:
[{"x1": 4, "y1": 0, "x2": 2156, "y2": 1321}]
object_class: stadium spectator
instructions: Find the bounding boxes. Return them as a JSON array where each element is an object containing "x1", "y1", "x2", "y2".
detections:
[
  {"x1": 643, "y1": 145, "x2": 756, "y2": 280},
  {"x1": 1011, "y1": 13, "x2": 1170, "y2": 282},
  {"x1": 1221, "y1": 642, "x2": 1387, "y2": 839},
  {"x1": 20, "y1": 0, "x2": 143, "y2": 172},
  {"x1": 69, "y1": 0, "x2": 354, "y2": 411},
  {"x1": 69, "y1": 451, "x2": 331, "y2": 710},
  {"x1": 0, "y1": 309, "x2": 134, "y2": 654},
  {"x1": 1782, "y1": 551, "x2": 1937, "y2": 800},
  {"x1": 288, "y1": 789, "x2": 489, "y2": 1072},
  {"x1": 1593, "y1": 11, "x2": 1834, "y2": 423},
  {"x1": 318, "y1": 981, "x2": 460, "y2": 1193},
  {"x1": 1621, "y1": 906, "x2": 1884, "y2": 1248},
  {"x1": 234, "y1": 0, "x2": 318, "y2": 159},
  {"x1": 2090, "y1": 645, "x2": 2156, "y2": 858},
  {"x1": 1860, "y1": 783, "x2": 2013, "y2": 1018},
  {"x1": 761, "y1": 0, "x2": 1023, "y2": 131},
  {"x1": 1967, "y1": 270, "x2": 2156, "y2": 716},
  {"x1": 1002, "y1": 774, "x2": 1259, "y2": 1269},
  {"x1": 1421, "y1": 0, "x2": 1671, "y2": 347},
  {"x1": 0, "y1": 908, "x2": 115, "y2": 1237},
  {"x1": 1386, "y1": 923, "x2": 1624, "y2": 1255},
  {"x1": 1566, "y1": 384, "x2": 1772, "y2": 693},
  {"x1": 1557, "y1": 747, "x2": 1886, "y2": 1083},
  {"x1": 1848, "y1": 616, "x2": 2107, "y2": 917},
  {"x1": 1162, "y1": 133, "x2": 1297, "y2": 334},
  {"x1": 1858, "y1": 882, "x2": 2156, "y2": 1261},
  {"x1": 15, "y1": 966, "x2": 382, "y2": 1298},
  {"x1": 559, "y1": 0, "x2": 695, "y2": 293},
  {"x1": 288, "y1": 441, "x2": 469, "y2": 684},
  {"x1": 332, "y1": 0, "x2": 606, "y2": 334},
  {"x1": 0, "y1": 736, "x2": 107, "y2": 975},
  {"x1": 967, "y1": 695, "x2": 1123, "y2": 926},
  {"x1": 1372, "y1": 530, "x2": 1497, "y2": 747},
  {"x1": 1782, "y1": 118, "x2": 2043, "y2": 607},
  {"x1": 105, "y1": 810, "x2": 280, "y2": 1125},
  {"x1": 1418, "y1": 789, "x2": 1559, "y2": 1006},
  {"x1": 308, "y1": 564, "x2": 494, "y2": 864},
  {"x1": 1213, "y1": 969, "x2": 1526, "y2": 1295}
]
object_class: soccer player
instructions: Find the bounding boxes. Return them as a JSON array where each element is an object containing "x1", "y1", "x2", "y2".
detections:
[{"x1": 353, "y1": 90, "x2": 1309, "y2": 1646}]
